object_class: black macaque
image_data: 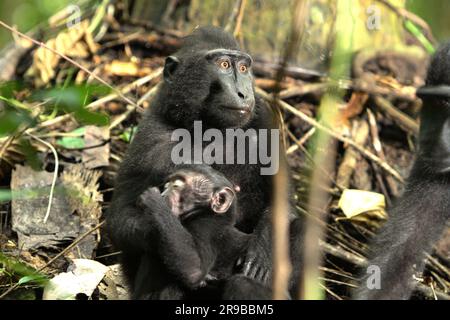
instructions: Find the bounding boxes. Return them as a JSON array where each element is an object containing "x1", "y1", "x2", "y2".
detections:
[
  {"x1": 107, "y1": 26, "x2": 303, "y2": 299},
  {"x1": 355, "y1": 42, "x2": 450, "y2": 300},
  {"x1": 134, "y1": 166, "x2": 272, "y2": 299}
]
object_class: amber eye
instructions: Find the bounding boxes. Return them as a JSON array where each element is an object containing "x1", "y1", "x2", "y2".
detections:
[
  {"x1": 239, "y1": 64, "x2": 247, "y2": 73},
  {"x1": 220, "y1": 60, "x2": 231, "y2": 69}
]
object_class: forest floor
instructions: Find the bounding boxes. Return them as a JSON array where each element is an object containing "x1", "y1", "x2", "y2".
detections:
[{"x1": 0, "y1": 7, "x2": 449, "y2": 300}]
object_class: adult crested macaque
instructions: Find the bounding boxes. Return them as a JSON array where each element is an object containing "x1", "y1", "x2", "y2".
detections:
[
  {"x1": 134, "y1": 165, "x2": 272, "y2": 299},
  {"x1": 107, "y1": 26, "x2": 303, "y2": 299},
  {"x1": 355, "y1": 42, "x2": 450, "y2": 300}
]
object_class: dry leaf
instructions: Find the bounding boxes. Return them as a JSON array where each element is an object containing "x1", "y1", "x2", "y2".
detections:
[
  {"x1": 104, "y1": 60, "x2": 152, "y2": 77},
  {"x1": 335, "y1": 92, "x2": 368, "y2": 136},
  {"x1": 26, "y1": 20, "x2": 98, "y2": 85},
  {"x1": 338, "y1": 189, "x2": 386, "y2": 219},
  {"x1": 82, "y1": 126, "x2": 110, "y2": 169},
  {"x1": 43, "y1": 259, "x2": 109, "y2": 300}
]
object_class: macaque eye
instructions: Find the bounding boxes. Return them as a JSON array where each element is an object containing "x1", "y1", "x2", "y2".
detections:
[
  {"x1": 219, "y1": 60, "x2": 231, "y2": 69},
  {"x1": 239, "y1": 64, "x2": 248, "y2": 73}
]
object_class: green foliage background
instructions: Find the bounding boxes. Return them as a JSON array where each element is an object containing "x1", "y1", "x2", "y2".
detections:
[
  {"x1": 0, "y1": 0, "x2": 449, "y2": 50},
  {"x1": 0, "y1": 0, "x2": 73, "y2": 49},
  {"x1": 407, "y1": 0, "x2": 450, "y2": 42}
]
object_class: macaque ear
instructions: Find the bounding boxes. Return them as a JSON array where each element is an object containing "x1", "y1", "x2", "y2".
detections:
[
  {"x1": 163, "y1": 56, "x2": 180, "y2": 82},
  {"x1": 211, "y1": 187, "x2": 235, "y2": 214}
]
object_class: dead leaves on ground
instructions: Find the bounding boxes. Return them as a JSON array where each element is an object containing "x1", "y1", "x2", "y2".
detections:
[{"x1": 26, "y1": 20, "x2": 98, "y2": 86}]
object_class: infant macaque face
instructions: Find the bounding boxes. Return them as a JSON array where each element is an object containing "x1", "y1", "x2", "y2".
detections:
[{"x1": 161, "y1": 168, "x2": 239, "y2": 218}]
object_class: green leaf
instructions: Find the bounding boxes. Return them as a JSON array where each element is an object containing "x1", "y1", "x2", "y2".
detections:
[
  {"x1": 0, "y1": 81, "x2": 24, "y2": 99},
  {"x1": 74, "y1": 108, "x2": 109, "y2": 126},
  {"x1": 18, "y1": 274, "x2": 48, "y2": 286},
  {"x1": 32, "y1": 84, "x2": 111, "y2": 113},
  {"x1": 31, "y1": 84, "x2": 110, "y2": 125},
  {"x1": 404, "y1": 20, "x2": 435, "y2": 54},
  {"x1": 56, "y1": 127, "x2": 86, "y2": 149},
  {"x1": 0, "y1": 103, "x2": 35, "y2": 136},
  {"x1": 0, "y1": 252, "x2": 48, "y2": 286},
  {"x1": 119, "y1": 127, "x2": 138, "y2": 143},
  {"x1": 0, "y1": 189, "x2": 12, "y2": 202}
]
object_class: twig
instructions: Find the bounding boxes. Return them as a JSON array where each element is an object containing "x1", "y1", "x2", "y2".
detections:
[
  {"x1": 256, "y1": 88, "x2": 405, "y2": 183},
  {"x1": 319, "y1": 240, "x2": 366, "y2": 266},
  {"x1": 336, "y1": 120, "x2": 370, "y2": 189},
  {"x1": 376, "y1": 0, "x2": 437, "y2": 46},
  {"x1": 0, "y1": 135, "x2": 16, "y2": 160},
  {"x1": 109, "y1": 81, "x2": 161, "y2": 130},
  {"x1": 25, "y1": 132, "x2": 59, "y2": 224},
  {"x1": 271, "y1": 0, "x2": 307, "y2": 150},
  {"x1": 286, "y1": 127, "x2": 315, "y2": 154},
  {"x1": 271, "y1": 0, "x2": 308, "y2": 300},
  {"x1": 39, "y1": 221, "x2": 105, "y2": 272},
  {"x1": 319, "y1": 240, "x2": 450, "y2": 300},
  {"x1": 374, "y1": 96, "x2": 419, "y2": 135},
  {"x1": 271, "y1": 159, "x2": 292, "y2": 300},
  {"x1": 161, "y1": 0, "x2": 178, "y2": 25},
  {"x1": 279, "y1": 83, "x2": 328, "y2": 99},
  {"x1": 319, "y1": 283, "x2": 343, "y2": 300},
  {"x1": 253, "y1": 60, "x2": 325, "y2": 80},
  {"x1": 20, "y1": 68, "x2": 162, "y2": 138},
  {"x1": 225, "y1": 0, "x2": 242, "y2": 33},
  {"x1": 233, "y1": 0, "x2": 247, "y2": 38},
  {"x1": 0, "y1": 20, "x2": 140, "y2": 111},
  {"x1": 367, "y1": 109, "x2": 396, "y2": 204},
  {"x1": 86, "y1": 68, "x2": 162, "y2": 110},
  {"x1": 287, "y1": 130, "x2": 343, "y2": 191},
  {"x1": 426, "y1": 254, "x2": 450, "y2": 279}
]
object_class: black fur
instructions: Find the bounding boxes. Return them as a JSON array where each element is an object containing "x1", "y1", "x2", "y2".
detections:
[
  {"x1": 107, "y1": 26, "x2": 303, "y2": 299},
  {"x1": 355, "y1": 42, "x2": 450, "y2": 300},
  {"x1": 135, "y1": 166, "x2": 271, "y2": 299}
]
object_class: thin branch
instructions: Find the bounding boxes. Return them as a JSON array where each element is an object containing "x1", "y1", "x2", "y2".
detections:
[
  {"x1": 0, "y1": 20, "x2": 141, "y2": 111},
  {"x1": 233, "y1": 0, "x2": 247, "y2": 38},
  {"x1": 225, "y1": 0, "x2": 242, "y2": 33},
  {"x1": 25, "y1": 132, "x2": 59, "y2": 224},
  {"x1": 374, "y1": 96, "x2": 419, "y2": 135},
  {"x1": 256, "y1": 88, "x2": 405, "y2": 183},
  {"x1": 270, "y1": 0, "x2": 308, "y2": 300},
  {"x1": 39, "y1": 221, "x2": 105, "y2": 273},
  {"x1": 376, "y1": 0, "x2": 437, "y2": 46},
  {"x1": 0, "y1": 221, "x2": 105, "y2": 299}
]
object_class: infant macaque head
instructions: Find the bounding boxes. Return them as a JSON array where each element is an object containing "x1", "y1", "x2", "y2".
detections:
[{"x1": 161, "y1": 166, "x2": 240, "y2": 219}]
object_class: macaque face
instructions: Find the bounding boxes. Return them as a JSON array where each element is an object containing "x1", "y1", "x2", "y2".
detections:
[{"x1": 161, "y1": 169, "x2": 238, "y2": 218}]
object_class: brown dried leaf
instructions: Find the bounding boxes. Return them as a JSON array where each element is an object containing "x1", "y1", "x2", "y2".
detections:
[
  {"x1": 82, "y1": 126, "x2": 110, "y2": 169},
  {"x1": 335, "y1": 92, "x2": 369, "y2": 136},
  {"x1": 26, "y1": 20, "x2": 97, "y2": 85},
  {"x1": 338, "y1": 189, "x2": 386, "y2": 219},
  {"x1": 104, "y1": 60, "x2": 152, "y2": 77}
]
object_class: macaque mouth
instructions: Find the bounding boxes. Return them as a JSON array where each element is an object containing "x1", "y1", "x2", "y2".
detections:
[{"x1": 222, "y1": 105, "x2": 252, "y2": 114}]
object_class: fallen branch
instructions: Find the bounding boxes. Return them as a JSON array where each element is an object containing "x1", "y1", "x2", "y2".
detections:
[
  {"x1": 374, "y1": 96, "x2": 419, "y2": 135},
  {"x1": 256, "y1": 87, "x2": 405, "y2": 183},
  {"x1": 0, "y1": 20, "x2": 141, "y2": 111}
]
